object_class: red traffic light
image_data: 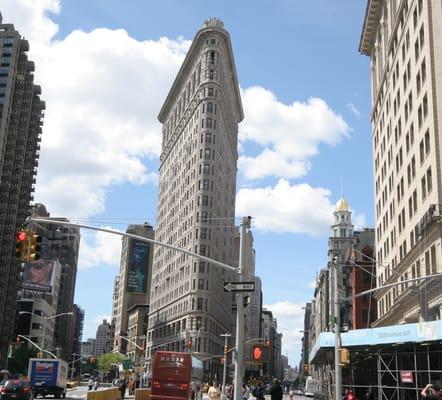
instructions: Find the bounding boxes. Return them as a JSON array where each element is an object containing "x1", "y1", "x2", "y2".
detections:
[
  {"x1": 16, "y1": 335, "x2": 21, "y2": 344},
  {"x1": 252, "y1": 345, "x2": 269, "y2": 361},
  {"x1": 17, "y1": 231, "x2": 27, "y2": 241},
  {"x1": 186, "y1": 338, "x2": 192, "y2": 349}
]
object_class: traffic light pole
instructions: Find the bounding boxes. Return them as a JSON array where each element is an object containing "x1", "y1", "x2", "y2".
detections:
[
  {"x1": 17, "y1": 335, "x2": 57, "y2": 359},
  {"x1": 27, "y1": 216, "x2": 251, "y2": 393},
  {"x1": 220, "y1": 333, "x2": 231, "y2": 399},
  {"x1": 233, "y1": 217, "x2": 250, "y2": 400}
]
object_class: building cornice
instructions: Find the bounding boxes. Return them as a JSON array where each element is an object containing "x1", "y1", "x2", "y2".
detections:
[
  {"x1": 158, "y1": 22, "x2": 243, "y2": 123},
  {"x1": 359, "y1": 0, "x2": 382, "y2": 56}
]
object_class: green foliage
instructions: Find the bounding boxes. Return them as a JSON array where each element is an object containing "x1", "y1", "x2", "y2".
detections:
[
  {"x1": 8, "y1": 344, "x2": 38, "y2": 375},
  {"x1": 97, "y1": 352, "x2": 123, "y2": 373}
]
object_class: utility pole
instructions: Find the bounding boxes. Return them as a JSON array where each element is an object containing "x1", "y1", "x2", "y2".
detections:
[
  {"x1": 332, "y1": 256, "x2": 342, "y2": 400},
  {"x1": 233, "y1": 216, "x2": 250, "y2": 400},
  {"x1": 220, "y1": 333, "x2": 231, "y2": 399}
]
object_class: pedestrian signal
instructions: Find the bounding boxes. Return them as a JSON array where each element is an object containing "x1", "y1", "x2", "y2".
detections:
[
  {"x1": 15, "y1": 230, "x2": 29, "y2": 260},
  {"x1": 88, "y1": 356, "x2": 97, "y2": 364},
  {"x1": 186, "y1": 338, "x2": 193, "y2": 350},
  {"x1": 16, "y1": 335, "x2": 21, "y2": 344},
  {"x1": 264, "y1": 339, "x2": 270, "y2": 346},
  {"x1": 28, "y1": 233, "x2": 42, "y2": 261},
  {"x1": 251, "y1": 345, "x2": 269, "y2": 361},
  {"x1": 339, "y1": 348, "x2": 350, "y2": 365}
]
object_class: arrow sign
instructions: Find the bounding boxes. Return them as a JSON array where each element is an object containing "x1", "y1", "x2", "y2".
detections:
[{"x1": 223, "y1": 281, "x2": 255, "y2": 293}]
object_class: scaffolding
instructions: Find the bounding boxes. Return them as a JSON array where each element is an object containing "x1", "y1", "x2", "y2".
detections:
[{"x1": 313, "y1": 342, "x2": 442, "y2": 400}]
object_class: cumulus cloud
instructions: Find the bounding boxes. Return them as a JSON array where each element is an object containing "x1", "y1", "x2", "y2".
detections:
[
  {"x1": 264, "y1": 301, "x2": 306, "y2": 366},
  {"x1": 236, "y1": 179, "x2": 334, "y2": 235},
  {"x1": 239, "y1": 87, "x2": 350, "y2": 180},
  {"x1": 1, "y1": 2, "x2": 190, "y2": 218},
  {"x1": 93, "y1": 314, "x2": 112, "y2": 325},
  {"x1": 78, "y1": 227, "x2": 123, "y2": 269}
]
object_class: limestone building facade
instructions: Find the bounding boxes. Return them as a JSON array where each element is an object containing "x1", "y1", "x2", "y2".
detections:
[
  {"x1": 360, "y1": 0, "x2": 442, "y2": 325},
  {"x1": 146, "y1": 18, "x2": 243, "y2": 378}
]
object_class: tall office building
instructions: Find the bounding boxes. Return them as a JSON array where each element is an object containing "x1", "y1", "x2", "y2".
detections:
[
  {"x1": 113, "y1": 224, "x2": 154, "y2": 353},
  {"x1": 360, "y1": 0, "x2": 442, "y2": 325},
  {"x1": 146, "y1": 18, "x2": 243, "y2": 378},
  {"x1": 94, "y1": 319, "x2": 111, "y2": 356},
  {"x1": 30, "y1": 204, "x2": 80, "y2": 361},
  {"x1": 0, "y1": 14, "x2": 45, "y2": 366}
]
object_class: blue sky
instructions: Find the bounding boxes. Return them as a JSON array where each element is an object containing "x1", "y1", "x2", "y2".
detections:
[{"x1": 3, "y1": 0, "x2": 373, "y2": 366}]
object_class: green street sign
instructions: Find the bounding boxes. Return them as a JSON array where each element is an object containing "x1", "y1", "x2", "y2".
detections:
[{"x1": 122, "y1": 359, "x2": 132, "y2": 370}]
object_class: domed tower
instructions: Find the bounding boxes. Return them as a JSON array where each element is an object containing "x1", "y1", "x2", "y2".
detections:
[
  {"x1": 330, "y1": 198, "x2": 354, "y2": 242},
  {"x1": 328, "y1": 197, "x2": 356, "y2": 330}
]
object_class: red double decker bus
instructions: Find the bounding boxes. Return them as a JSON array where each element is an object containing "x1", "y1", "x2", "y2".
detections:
[{"x1": 150, "y1": 351, "x2": 203, "y2": 400}]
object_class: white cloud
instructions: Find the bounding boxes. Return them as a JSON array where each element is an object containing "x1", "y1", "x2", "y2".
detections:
[
  {"x1": 239, "y1": 87, "x2": 350, "y2": 180},
  {"x1": 1, "y1": 2, "x2": 190, "y2": 218},
  {"x1": 347, "y1": 103, "x2": 361, "y2": 118},
  {"x1": 264, "y1": 301, "x2": 306, "y2": 366},
  {"x1": 308, "y1": 280, "x2": 316, "y2": 289},
  {"x1": 236, "y1": 179, "x2": 334, "y2": 235},
  {"x1": 78, "y1": 227, "x2": 123, "y2": 269}
]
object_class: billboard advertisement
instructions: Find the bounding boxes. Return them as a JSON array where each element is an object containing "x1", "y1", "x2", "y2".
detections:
[
  {"x1": 126, "y1": 239, "x2": 151, "y2": 294},
  {"x1": 22, "y1": 259, "x2": 56, "y2": 293}
]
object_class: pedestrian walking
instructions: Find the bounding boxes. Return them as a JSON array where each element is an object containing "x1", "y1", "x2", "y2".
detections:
[
  {"x1": 207, "y1": 380, "x2": 221, "y2": 400},
  {"x1": 289, "y1": 388, "x2": 294, "y2": 400},
  {"x1": 118, "y1": 378, "x2": 127, "y2": 400},
  {"x1": 93, "y1": 380, "x2": 99, "y2": 390},
  {"x1": 226, "y1": 382, "x2": 234, "y2": 400},
  {"x1": 269, "y1": 378, "x2": 283, "y2": 400},
  {"x1": 241, "y1": 383, "x2": 250, "y2": 400},
  {"x1": 87, "y1": 378, "x2": 93, "y2": 391}
]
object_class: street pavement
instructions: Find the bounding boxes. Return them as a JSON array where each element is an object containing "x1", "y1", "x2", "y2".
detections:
[{"x1": 202, "y1": 395, "x2": 311, "y2": 400}]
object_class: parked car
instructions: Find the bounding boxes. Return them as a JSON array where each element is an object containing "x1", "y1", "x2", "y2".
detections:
[{"x1": 0, "y1": 379, "x2": 33, "y2": 400}]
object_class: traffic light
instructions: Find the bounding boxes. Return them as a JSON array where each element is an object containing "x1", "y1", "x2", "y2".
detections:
[
  {"x1": 186, "y1": 338, "x2": 193, "y2": 350},
  {"x1": 251, "y1": 345, "x2": 269, "y2": 362},
  {"x1": 224, "y1": 345, "x2": 228, "y2": 355},
  {"x1": 28, "y1": 232, "x2": 42, "y2": 261},
  {"x1": 88, "y1": 356, "x2": 97, "y2": 364},
  {"x1": 15, "y1": 230, "x2": 29, "y2": 260},
  {"x1": 303, "y1": 364, "x2": 309, "y2": 375},
  {"x1": 264, "y1": 339, "x2": 270, "y2": 346},
  {"x1": 339, "y1": 348, "x2": 350, "y2": 365},
  {"x1": 16, "y1": 335, "x2": 21, "y2": 344}
]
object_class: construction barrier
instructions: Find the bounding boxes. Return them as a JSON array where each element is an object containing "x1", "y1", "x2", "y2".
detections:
[
  {"x1": 86, "y1": 388, "x2": 119, "y2": 400},
  {"x1": 134, "y1": 388, "x2": 151, "y2": 400}
]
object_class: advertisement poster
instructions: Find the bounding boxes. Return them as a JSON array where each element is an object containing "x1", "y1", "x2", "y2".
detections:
[
  {"x1": 22, "y1": 260, "x2": 56, "y2": 293},
  {"x1": 126, "y1": 240, "x2": 150, "y2": 294}
]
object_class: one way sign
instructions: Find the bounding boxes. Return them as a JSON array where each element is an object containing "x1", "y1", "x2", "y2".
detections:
[{"x1": 223, "y1": 281, "x2": 255, "y2": 293}]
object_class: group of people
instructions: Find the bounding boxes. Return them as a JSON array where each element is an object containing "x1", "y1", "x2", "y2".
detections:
[
  {"x1": 206, "y1": 378, "x2": 284, "y2": 400},
  {"x1": 87, "y1": 378, "x2": 99, "y2": 391}
]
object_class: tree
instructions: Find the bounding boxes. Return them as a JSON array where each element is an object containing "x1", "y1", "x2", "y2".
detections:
[
  {"x1": 8, "y1": 344, "x2": 38, "y2": 375},
  {"x1": 97, "y1": 352, "x2": 123, "y2": 374}
]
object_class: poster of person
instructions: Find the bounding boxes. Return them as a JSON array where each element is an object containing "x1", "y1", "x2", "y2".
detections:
[
  {"x1": 22, "y1": 259, "x2": 56, "y2": 293},
  {"x1": 126, "y1": 239, "x2": 151, "y2": 294}
]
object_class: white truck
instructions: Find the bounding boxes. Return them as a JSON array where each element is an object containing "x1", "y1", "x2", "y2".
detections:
[{"x1": 28, "y1": 358, "x2": 68, "y2": 398}]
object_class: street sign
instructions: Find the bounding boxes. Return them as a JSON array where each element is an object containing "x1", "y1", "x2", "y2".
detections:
[
  {"x1": 223, "y1": 281, "x2": 255, "y2": 293},
  {"x1": 122, "y1": 358, "x2": 132, "y2": 370}
]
